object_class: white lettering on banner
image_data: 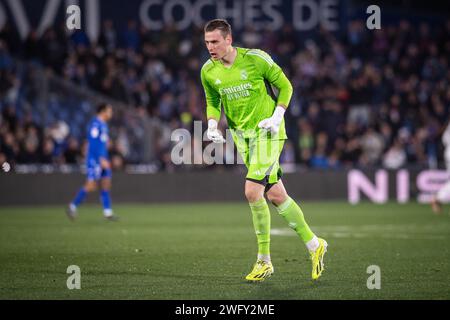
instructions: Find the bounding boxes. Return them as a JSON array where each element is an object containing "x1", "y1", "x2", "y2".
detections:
[
  {"x1": 396, "y1": 169, "x2": 409, "y2": 203},
  {"x1": 140, "y1": 0, "x2": 164, "y2": 30},
  {"x1": 139, "y1": 0, "x2": 339, "y2": 31},
  {"x1": 1, "y1": 0, "x2": 99, "y2": 41},
  {"x1": 163, "y1": 0, "x2": 191, "y2": 30},
  {"x1": 1, "y1": 0, "x2": 342, "y2": 34},
  {"x1": 348, "y1": 169, "x2": 450, "y2": 204},
  {"x1": 5, "y1": 0, "x2": 31, "y2": 40},
  {"x1": 244, "y1": 0, "x2": 262, "y2": 29},
  {"x1": 321, "y1": 0, "x2": 339, "y2": 30},
  {"x1": 85, "y1": 0, "x2": 99, "y2": 43},
  {"x1": 348, "y1": 170, "x2": 388, "y2": 204},
  {"x1": 416, "y1": 170, "x2": 450, "y2": 203},
  {"x1": 192, "y1": 0, "x2": 214, "y2": 28},
  {"x1": 37, "y1": 0, "x2": 61, "y2": 36},
  {"x1": 293, "y1": 0, "x2": 338, "y2": 31},
  {"x1": 263, "y1": 0, "x2": 283, "y2": 31}
]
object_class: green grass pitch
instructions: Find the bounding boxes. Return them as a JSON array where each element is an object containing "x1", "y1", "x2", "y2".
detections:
[{"x1": 0, "y1": 201, "x2": 449, "y2": 299}]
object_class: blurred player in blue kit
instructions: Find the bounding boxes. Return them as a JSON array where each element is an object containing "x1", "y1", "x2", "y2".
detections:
[{"x1": 66, "y1": 103, "x2": 118, "y2": 221}]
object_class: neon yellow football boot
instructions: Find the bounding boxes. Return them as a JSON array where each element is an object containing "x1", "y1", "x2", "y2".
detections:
[
  {"x1": 310, "y1": 238, "x2": 328, "y2": 280},
  {"x1": 245, "y1": 260, "x2": 274, "y2": 282}
]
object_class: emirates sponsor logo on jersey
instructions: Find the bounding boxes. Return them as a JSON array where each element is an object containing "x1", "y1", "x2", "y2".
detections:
[{"x1": 219, "y1": 83, "x2": 253, "y2": 101}]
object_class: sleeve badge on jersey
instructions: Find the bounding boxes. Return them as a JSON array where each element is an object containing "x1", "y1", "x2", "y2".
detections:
[{"x1": 90, "y1": 127, "x2": 99, "y2": 138}]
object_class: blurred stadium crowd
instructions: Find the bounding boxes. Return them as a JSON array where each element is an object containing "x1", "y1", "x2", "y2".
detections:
[{"x1": 1, "y1": 18, "x2": 450, "y2": 171}]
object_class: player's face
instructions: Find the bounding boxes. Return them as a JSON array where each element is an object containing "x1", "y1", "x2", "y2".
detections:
[
  {"x1": 204, "y1": 30, "x2": 232, "y2": 60},
  {"x1": 103, "y1": 106, "x2": 113, "y2": 122}
]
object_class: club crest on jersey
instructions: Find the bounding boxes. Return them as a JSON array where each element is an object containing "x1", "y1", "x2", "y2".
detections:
[
  {"x1": 240, "y1": 70, "x2": 248, "y2": 80},
  {"x1": 215, "y1": 79, "x2": 222, "y2": 85}
]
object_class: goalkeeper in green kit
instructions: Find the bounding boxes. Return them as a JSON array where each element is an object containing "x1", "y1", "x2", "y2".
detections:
[{"x1": 200, "y1": 19, "x2": 328, "y2": 282}]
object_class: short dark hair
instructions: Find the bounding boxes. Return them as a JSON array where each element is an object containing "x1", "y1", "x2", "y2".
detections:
[
  {"x1": 204, "y1": 19, "x2": 232, "y2": 38},
  {"x1": 96, "y1": 103, "x2": 111, "y2": 114}
]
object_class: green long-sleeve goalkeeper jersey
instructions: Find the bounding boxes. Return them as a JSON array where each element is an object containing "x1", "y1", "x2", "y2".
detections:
[{"x1": 200, "y1": 47, "x2": 293, "y2": 140}]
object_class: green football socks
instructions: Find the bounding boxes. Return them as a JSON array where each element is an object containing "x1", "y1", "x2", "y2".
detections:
[
  {"x1": 275, "y1": 196, "x2": 315, "y2": 243},
  {"x1": 249, "y1": 198, "x2": 271, "y2": 256}
]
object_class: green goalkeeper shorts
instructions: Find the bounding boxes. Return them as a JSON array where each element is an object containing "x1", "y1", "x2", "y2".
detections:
[{"x1": 233, "y1": 134, "x2": 285, "y2": 187}]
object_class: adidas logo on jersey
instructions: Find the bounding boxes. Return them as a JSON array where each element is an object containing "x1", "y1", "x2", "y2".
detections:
[{"x1": 215, "y1": 79, "x2": 222, "y2": 85}]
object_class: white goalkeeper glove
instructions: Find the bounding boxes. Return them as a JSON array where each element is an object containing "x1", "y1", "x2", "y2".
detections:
[
  {"x1": 207, "y1": 119, "x2": 226, "y2": 143},
  {"x1": 258, "y1": 106, "x2": 286, "y2": 134}
]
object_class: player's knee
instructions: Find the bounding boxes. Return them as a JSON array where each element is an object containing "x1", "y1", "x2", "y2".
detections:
[
  {"x1": 266, "y1": 193, "x2": 283, "y2": 206},
  {"x1": 101, "y1": 181, "x2": 111, "y2": 191},
  {"x1": 266, "y1": 189, "x2": 288, "y2": 206},
  {"x1": 266, "y1": 192, "x2": 279, "y2": 205},
  {"x1": 85, "y1": 181, "x2": 97, "y2": 192},
  {"x1": 245, "y1": 186, "x2": 264, "y2": 203}
]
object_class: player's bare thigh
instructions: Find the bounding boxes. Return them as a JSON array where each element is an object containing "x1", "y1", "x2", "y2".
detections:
[
  {"x1": 83, "y1": 177, "x2": 111, "y2": 192},
  {"x1": 245, "y1": 179, "x2": 289, "y2": 205},
  {"x1": 244, "y1": 180, "x2": 265, "y2": 203},
  {"x1": 100, "y1": 177, "x2": 112, "y2": 191},
  {"x1": 84, "y1": 179, "x2": 98, "y2": 192}
]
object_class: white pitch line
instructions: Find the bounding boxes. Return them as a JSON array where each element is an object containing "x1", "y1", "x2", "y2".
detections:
[{"x1": 271, "y1": 228, "x2": 447, "y2": 240}]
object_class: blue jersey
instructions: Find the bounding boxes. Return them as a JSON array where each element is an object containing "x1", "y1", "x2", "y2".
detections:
[{"x1": 86, "y1": 117, "x2": 109, "y2": 164}]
